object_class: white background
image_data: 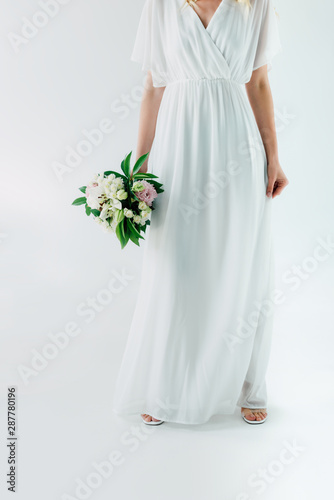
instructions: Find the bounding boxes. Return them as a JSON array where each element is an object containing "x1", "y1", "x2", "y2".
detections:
[{"x1": 1, "y1": 0, "x2": 333, "y2": 499}]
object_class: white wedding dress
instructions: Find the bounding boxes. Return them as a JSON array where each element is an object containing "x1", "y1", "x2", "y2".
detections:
[{"x1": 113, "y1": 0, "x2": 281, "y2": 424}]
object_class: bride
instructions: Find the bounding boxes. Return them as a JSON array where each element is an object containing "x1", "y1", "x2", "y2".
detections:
[{"x1": 112, "y1": 0, "x2": 289, "y2": 426}]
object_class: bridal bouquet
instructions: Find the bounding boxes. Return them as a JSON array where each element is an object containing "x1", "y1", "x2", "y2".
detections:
[{"x1": 72, "y1": 152, "x2": 163, "y2": 248}]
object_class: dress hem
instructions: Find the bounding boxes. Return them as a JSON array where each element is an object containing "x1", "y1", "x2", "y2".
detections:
[{"x1": 112, "y1": 406, "x2": 244, "y2": 426}]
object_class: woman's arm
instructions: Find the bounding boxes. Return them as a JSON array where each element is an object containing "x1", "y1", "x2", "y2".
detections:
[
  {"x1": 135, "y1": 71, "x2": 165, "y2": 173},
  {"x1": 245, "y1": 65, "x2": 288, "y2": 199}
]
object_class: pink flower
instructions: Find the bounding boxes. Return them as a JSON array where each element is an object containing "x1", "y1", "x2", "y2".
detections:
[{"x1": 135, "y1": 180, "x2": 158, "y2": 206}]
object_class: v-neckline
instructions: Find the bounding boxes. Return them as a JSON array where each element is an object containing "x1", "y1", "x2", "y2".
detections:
[{"x1": 188, "y1": 0, "x2": 225, "y2": 32}]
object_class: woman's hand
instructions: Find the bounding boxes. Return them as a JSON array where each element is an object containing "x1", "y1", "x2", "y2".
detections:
[{"x1": 267, "y1": 161, "x2": 289, "y2": 199}]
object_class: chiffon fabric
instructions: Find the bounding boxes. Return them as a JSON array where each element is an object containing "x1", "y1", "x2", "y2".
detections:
[{"x1": 113, "y1": 0, "x2": 282, "y2": 424}]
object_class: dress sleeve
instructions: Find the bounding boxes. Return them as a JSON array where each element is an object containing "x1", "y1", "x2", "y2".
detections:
[
  {"x1": 130, "y1": 0, "x2": 167, "y2": 87},
  {"x1": 253, "y1": 0, "x2": 282, "y2": 72}
]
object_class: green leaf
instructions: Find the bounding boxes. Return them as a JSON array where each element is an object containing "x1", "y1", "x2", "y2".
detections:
[
  {"x1": 132, "y1": 153, "x2": 149, "y2": 176},
  {"x1": 127, "y1": 219, "x2": 145, "y2": 240},
  {"x1": 124, "y1": 234, "x2": 130, "y2": 248},
  {"x1": 125, "y1": 218, "x2": 141, "y2": 246},
  {"x1": 121, "y1": 152, "x2": 132, "y2": 178},
  {"x1": 72, "y1": 197, "x2": 86, "y2": 206},
  {"x1": 91, "y1": 209, "x2": 100, "y2": 217},
  {"x1": 122, "y1": 219, "x2": 130, "y2": 248},
  {"x1": 79, "y1": 186, "x2": 87, "y2": 193},
  {"x1": 122, "y1": 231, "x2": 130, "y2": 248},
  {"x1": 120, "y1": 218, "x2": 126, "y2": 239},
  {"x1": 85, "y1": 204, "x2": 91, "y2": 216},
  {"x1": 133, "y1": 173, "x2": 159, "y2": 179},
  {"x1": 115, "y1": 219, "x2": 130, "y2": 249},
  {"x1": 115, "y1": 221, "x2": 123, "y2": 245},
  {"x1": 129, "y1": 232, "x2": 140, "y2": 246}
]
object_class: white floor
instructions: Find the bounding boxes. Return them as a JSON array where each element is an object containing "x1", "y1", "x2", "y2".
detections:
[{"x1": 1, "y1": 262, "x2": 333, "y2": 500}]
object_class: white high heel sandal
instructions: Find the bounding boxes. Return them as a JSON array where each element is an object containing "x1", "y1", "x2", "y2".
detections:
[
  {"x1": 242, "y1": 408, "x2": 268, "y2": 425},
  {"x1": 141, "y1": 415, "x2": 164, "y2": 426}
]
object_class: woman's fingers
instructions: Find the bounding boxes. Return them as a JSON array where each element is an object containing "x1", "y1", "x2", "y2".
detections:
[
  {"x1": 272, "y1": 177, "x2": 289, "y2": 198},
  {"x1": 266, "y1": 173, "x2": 276, "y2": 198},
  {"x1": 267, "y1": 164, "x2": 289, "y2": 199}
]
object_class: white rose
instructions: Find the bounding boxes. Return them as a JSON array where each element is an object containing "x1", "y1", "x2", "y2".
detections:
[
  {"x1": 124, "y1": 209, "x2": 134, "y2": 218},
  {"x1": 138, "y1": 201, "x2": 148, "y2": 211},
  {"x1": 140, "y1": 210, "x2": 150, "y2": 220},
  {"x1": 133, "y1": 215, "x2": 141, "y2": 224}
]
